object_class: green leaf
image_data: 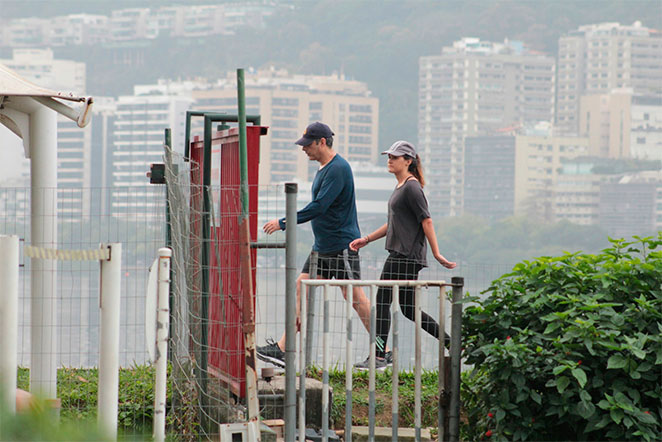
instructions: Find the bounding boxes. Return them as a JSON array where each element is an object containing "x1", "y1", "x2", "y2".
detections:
[
  {"x1": 610, "y1": 408, "x2": 624, "y2": 424},
  {"x1": 607, "y1": 354, "x2": 628, "y2": 369},
  {"x1": 556, "y1": 376, "x2": 570, "y2": 393},
  {"x1": 597, "y1": 399, "x2": 611, "y2": 410},
  {"x1": 553, "y1": 365, "x2": 568, "y2": 375},
  {"x1": 544, "y1": 322, "x2": 561, "y2": 334},
  {"x1": 631, "y1": 347, "x2": 647, "y2": 359},
  {"x1": 577, "y1": 400, "x2": 596, "y2": 420},
  {"x1": 571, "y1": 368, "x2": 587, "y2": 388},
  {"x1": 496, "y1": 409, "x2": 505, "y2": 422},
  {"x1": 530, "y1": 390, "x2": 542, "y2": 405},
  {"x1": 580, "y1": 390, "x2": 592, "y2": 402},
  {"x1": 637, "y1": 412, "x2": 656, "y2": 424}
]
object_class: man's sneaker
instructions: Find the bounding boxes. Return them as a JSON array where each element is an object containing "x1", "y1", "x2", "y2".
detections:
[
  {"x1": 256, "y1": 338, "x2": 285, "y2": 368},
  {"x1": 385, "y1": 351, "x2": 393, "y2": 365},
  {"x1": 354, "y1": 355, "x2": 389, "y2": 371}
]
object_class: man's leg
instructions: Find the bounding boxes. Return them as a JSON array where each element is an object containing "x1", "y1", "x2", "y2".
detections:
[
  {"x1": 257, "y1": 271, "x2": 309, "y2": 367},
  {"x1": 339, "y1": 285, "x2": 371, "y2": 332},
  {"x1": 340, "y1": 285, "x2": 390, "y2": 354},
  {"x1": 276, "y1": 271, "x2": 308, "y2": 350}
]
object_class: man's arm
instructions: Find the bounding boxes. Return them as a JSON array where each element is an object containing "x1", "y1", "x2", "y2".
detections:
[{"x1": 264, "y1": 165, "x2": 345, "y2": 233}]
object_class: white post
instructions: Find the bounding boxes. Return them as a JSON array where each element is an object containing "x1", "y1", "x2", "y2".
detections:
[
  {"x1": 29, "y1": 105, "x2": 58, "y2": 399},
  {"x1": 154, "y1": 248, "x2": 171, "y2": 442},
  {"x1": 98, "y1": 243, "x2": 122, "y2": 439},
  {"x1": 0, "y1": 235, "x2": 19, "y2": 413}
]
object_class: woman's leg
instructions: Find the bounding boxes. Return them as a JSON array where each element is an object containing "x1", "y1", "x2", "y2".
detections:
[
  {"x1": 395, "y1": 258, "x2": 446, "y2": 342},
  {"x1": 375, "y1": 254, "x2": 399, "y2": 359}
]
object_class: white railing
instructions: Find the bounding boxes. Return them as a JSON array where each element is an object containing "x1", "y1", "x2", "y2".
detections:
[{"x1": 298, "y1": 278, "x2": 464, "y2": 442}]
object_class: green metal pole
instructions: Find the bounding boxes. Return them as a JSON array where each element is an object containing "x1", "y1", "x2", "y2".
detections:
[
  {"x1": 237, "y1": 68, "x2": 261, "y2": 432},
  {"x1": 237, "y1": 69, "x2": 249, "y2": 214},
  {"x1": 198, "y1": 116, "x2": 212, "y2": 434},
  {"x1": 164, "y1": 128, "x2": 172, "y2": 250}
]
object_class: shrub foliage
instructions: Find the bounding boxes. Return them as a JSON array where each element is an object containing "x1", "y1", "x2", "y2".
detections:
[{"x1": 462, "y1": 235, "x2": 661, "y2": 441}]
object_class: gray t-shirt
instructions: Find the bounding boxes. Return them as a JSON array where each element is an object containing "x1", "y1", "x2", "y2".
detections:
[{"x1": 384, "y1": 178, "x2": 431, "y2": 266}]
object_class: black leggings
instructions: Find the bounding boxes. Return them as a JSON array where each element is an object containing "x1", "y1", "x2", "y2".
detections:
[{"x1": 375, "y1": 252, "x2": 447, "y2": 358}]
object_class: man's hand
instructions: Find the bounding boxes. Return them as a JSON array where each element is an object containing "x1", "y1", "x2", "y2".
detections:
[{"x1": 263, "y1": 219, "x2": 282, "y2": 234}]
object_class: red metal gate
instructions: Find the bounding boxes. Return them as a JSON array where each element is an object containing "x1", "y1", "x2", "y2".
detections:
[{"x1": 189, "y1": 125, "x2": 266, "y2": 397}]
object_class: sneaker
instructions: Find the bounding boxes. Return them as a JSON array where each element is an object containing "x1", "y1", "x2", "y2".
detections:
[
  {"x1": 385, "y1": 351, "x2": 393, "y2": 365},
  {"x1": 256, "y1": 338, "x2": 285, "y2": 368},
  {"x1": 354, "y1": 355, "x2": 389, "y2": 371}
]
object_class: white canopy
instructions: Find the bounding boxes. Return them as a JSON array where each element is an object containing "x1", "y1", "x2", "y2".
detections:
[
  {"x1": 0, "y1": 63, "x2": 93, "y2": 129},
  {"x1": 0, "y1": 63, "x2": 87, "y2": 102}
]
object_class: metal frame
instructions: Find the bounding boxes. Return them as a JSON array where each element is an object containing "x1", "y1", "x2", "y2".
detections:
[{"x1": 299, "y1": 278, "x2": 464, "y2": 442}]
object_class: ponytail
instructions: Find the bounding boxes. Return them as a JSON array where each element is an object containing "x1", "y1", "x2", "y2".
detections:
[{"x1": 407, "y1": 155, "x2": 425, "y2": 187}]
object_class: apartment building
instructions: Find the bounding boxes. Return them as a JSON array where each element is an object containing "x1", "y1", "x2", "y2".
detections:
[
  {"x1": 111, "y1": 83, "x2": 193, "y2": 218},
  {"x1": 192, "y1": 68, "x2": 379, "y2": 185},
  {"x1": 0, "y1": 3, "x2": 280, "y2": 47},
  {"x1": 556, "y1": 21, "x2": 662, "y2": 135},
  {"x1": 514, "y1": 124, "x2": 589, "y2": 219},
  {"x1": 47, "y1": 14, "x2": 109, "y2": 46},
  {"x1": 553, "y1": 160, "x2": 602, "y2": 226},
  {"x1": 463, "y1": 136, "x2": 516, "y2": 222},
  {"x1": 108, "y1": 8, "x2": 159, "y2": 42},
  {"x1": 630, "y1": 95, "x2": 662, "y2": 161},
  {"x1": 419, "y1": 37, "x2": 555, "y2": 217},
  {"x1": 599, "y1": 171, "x2": 662, "y2": 237},
  {"x1": 579, "y1": 89, "x2": 632, "y2": 158}
]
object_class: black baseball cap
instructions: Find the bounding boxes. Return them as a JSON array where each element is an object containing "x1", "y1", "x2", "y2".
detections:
[{"x1": 295, "y1": 122, "x2": 335, "y2": 146}]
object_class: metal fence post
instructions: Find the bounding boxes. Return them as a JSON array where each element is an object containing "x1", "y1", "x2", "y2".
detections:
[
  {"x1": 449, "y1": 277, "x2": 464, "y2": 442},
  {"x1": 98, "y1": 243, "x2": 122, "y2": 440},
  {"x1": 305, "y1": 253, "x2": 318, "y2": 368},
  {"x1": 284, "y1": 183, "x2": 298, "y2": 442},
  {"x1": 154, "y1": 248, "x2": 171, "y2": 442},
  {"x1": 438, "y1": 286, "x2": 448, "y2": 441},
  {"x1": 0, "y1": 235, "x2": 19, "y2": 414}
]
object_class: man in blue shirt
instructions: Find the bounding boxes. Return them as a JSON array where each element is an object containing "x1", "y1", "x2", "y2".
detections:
[{"x1": 258, "y1": 122, "x2": 383, "y2": 367}]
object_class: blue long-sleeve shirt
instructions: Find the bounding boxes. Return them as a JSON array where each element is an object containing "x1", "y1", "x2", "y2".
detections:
[{"x1": 279, "y1": 154, "x2": 361, "y2": 253}]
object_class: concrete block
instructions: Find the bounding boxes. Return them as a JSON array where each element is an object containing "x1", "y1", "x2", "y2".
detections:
[{"x1": 258, "y1": 375, "x2": 333, "y2": 429}]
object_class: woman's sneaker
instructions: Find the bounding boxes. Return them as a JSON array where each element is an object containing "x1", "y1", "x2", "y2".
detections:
[
  {"x1": 354, "y1": 354, "x2": 390, "y2": 371},
  {"x1": 256, "y1": 338, "x2": 285, "y2": 368}
]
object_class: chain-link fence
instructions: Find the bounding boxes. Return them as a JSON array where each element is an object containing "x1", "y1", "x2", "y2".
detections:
[{"x1": 1, "y1": 165, "x2": 512, "y2": 439}]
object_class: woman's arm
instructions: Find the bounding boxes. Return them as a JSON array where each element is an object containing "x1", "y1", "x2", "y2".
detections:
[
  {"x1": 349, "y1": 223, "x2": 388, "y2": 251},
  {"x1": 422, "y1": 218, "x2": 457, "y2": 269}
]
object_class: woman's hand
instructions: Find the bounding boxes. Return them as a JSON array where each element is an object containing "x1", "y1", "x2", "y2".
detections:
[
  {"x1": 435, "y1": 253, "x2": 457, "y2": 269},
  {"x1": 349, "y1": 237, "x2": 369, "y2": 251}
]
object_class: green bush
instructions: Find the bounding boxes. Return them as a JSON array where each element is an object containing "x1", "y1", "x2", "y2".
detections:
[{"x1": 462, "y1": 235, "x2": 661, "y2": 441}]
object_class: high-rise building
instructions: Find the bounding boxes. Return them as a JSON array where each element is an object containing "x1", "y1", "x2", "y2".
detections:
[
  {"x1": 630, "y1": 95, "x2": 662, "y2": 161},
  {"x1": 599, "y1": 171, "x2": 662, "y2": 237},
  {"x1": 419, "y1": 38, "x2": 555, "y2": 216},
  {"x1": 192, "y1": 68, "x2": 379, "y2": 185},
  {"x1": 556, "y1": 21, "x2": 662, "y2": 135},
  {"x1": 111, "y1": 83, "x2": 193, "y2": 218},
  {"x1": 579, "y1": 89, "x2": 632, "y2": 158},
  {"x1": 463, "y1": 136, "x2": 516, "y2": 222},
  {"x1": 514, "y1": 126, "x2": 589, "y2": 219},
  {"x1": 554, "y1": 160, "x2": 602, "y2": 226}
]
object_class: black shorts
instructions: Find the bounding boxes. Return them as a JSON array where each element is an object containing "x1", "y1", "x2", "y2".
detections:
[{"x1": 301, "y1": 249, "x2": 361, "y2": 280}]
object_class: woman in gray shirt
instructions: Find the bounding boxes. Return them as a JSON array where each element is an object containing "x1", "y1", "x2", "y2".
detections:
[{"x1": 350, "y1": 140, "x2": 456, "y2": 369}]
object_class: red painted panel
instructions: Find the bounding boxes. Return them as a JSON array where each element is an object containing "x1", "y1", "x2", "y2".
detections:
[{"x1": 200, "y1": 126, "x2": 264, "y2": 397}]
